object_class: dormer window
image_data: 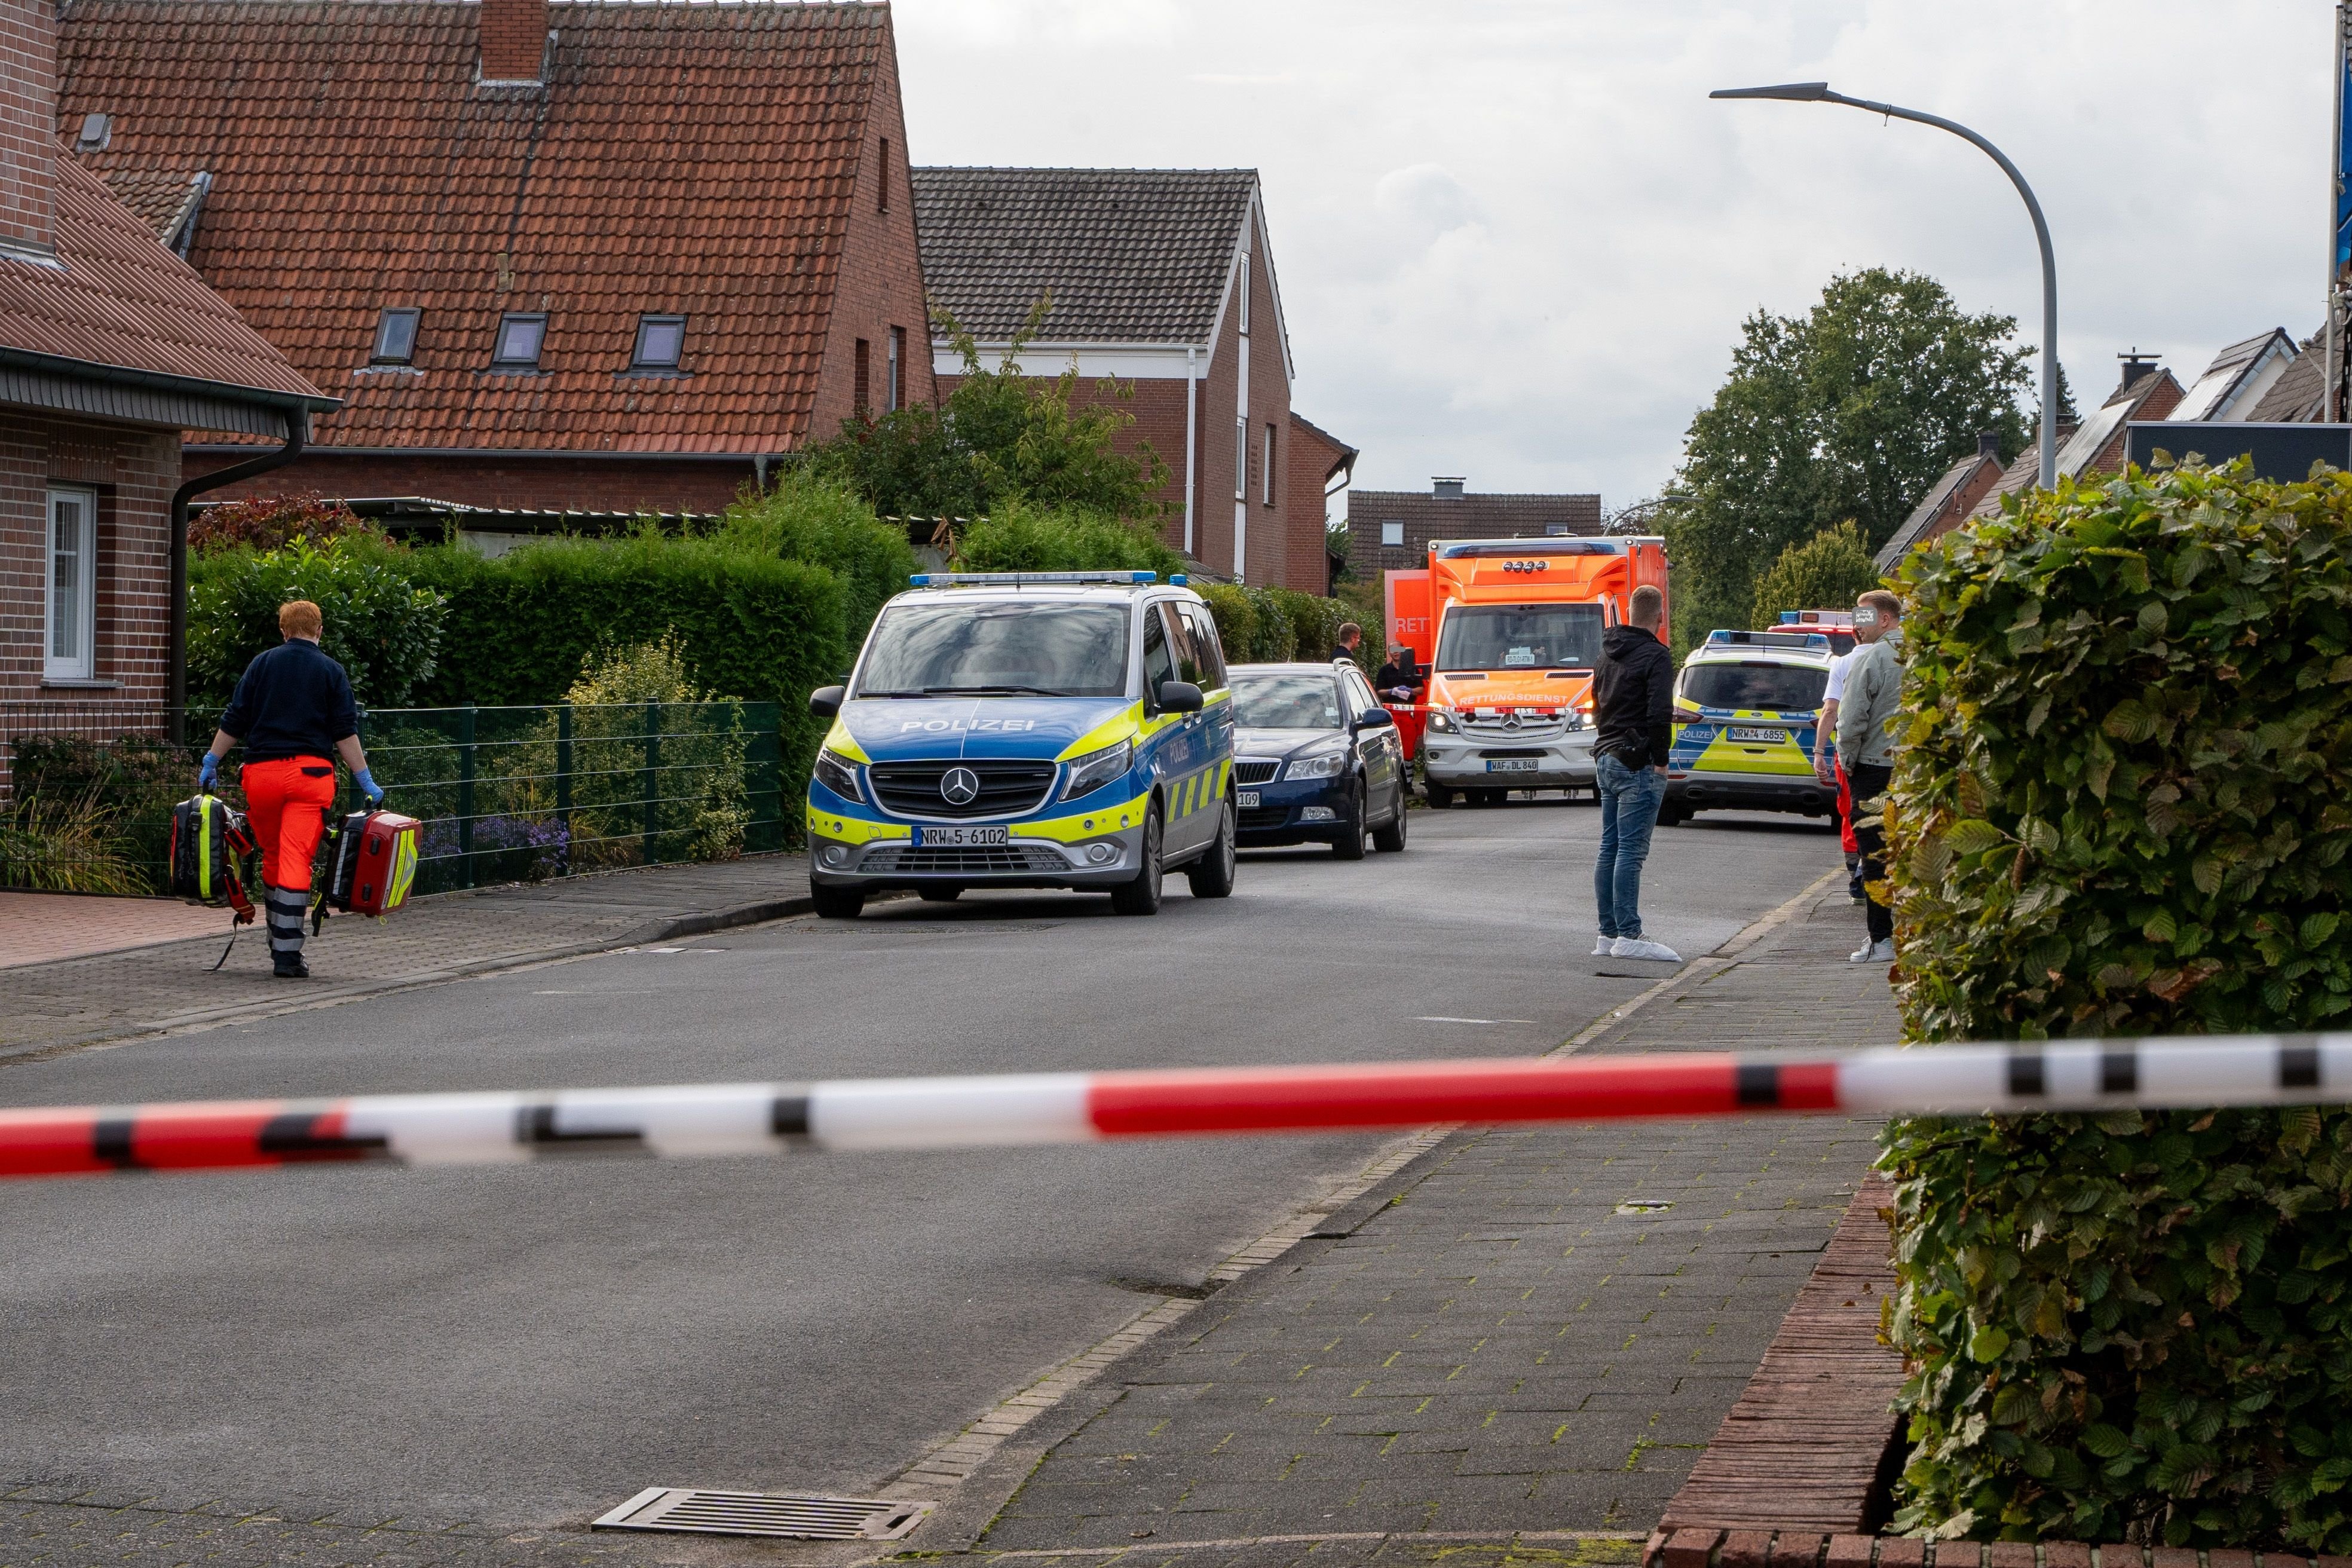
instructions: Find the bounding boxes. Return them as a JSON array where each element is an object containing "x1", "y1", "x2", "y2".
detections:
[
  {"x1": 492, "y1": 313, "x2": 547, "y2": 369},
  {"x1": 630, "y1": 314, "x2": 685, "y2": 372},
  {"x1": 371, "y1": 307, "x2": 420, "y2": 365}
]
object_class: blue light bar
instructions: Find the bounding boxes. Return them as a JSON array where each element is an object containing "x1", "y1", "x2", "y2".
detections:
[
  {"x1": 1778, "y1": 611, "x2": 1799, "y2": 624},
  {"x1": 1169, "y1": 574, "x2": 1189, "y2": 586},
  {"x1": 1705, "y1": 629, "x2": 1833, "y2": 650},
  {"x1": 908, "y1": 571, "x2": 1157, "y2": 587}
]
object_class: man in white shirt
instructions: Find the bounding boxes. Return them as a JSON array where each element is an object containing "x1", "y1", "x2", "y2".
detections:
[{"x1": 1815, "y1": 647, "x2": 1863, "y2": 901}]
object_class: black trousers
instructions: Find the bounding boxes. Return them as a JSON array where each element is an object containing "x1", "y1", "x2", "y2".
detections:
[{"x1": 1847, "y1": 761, "x2": 1894, "y2": 944}]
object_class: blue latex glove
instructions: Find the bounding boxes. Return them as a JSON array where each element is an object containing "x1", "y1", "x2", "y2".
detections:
[
  {"x1": 197, "y1": 753, "x2": 219, "y2": 791},
  {"x1": 354, "y1": 767, "x2": 385, "y2": 806}
]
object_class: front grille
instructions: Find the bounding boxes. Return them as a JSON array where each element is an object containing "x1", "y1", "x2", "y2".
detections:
[
  {"x1": 1463, "y1": 717, "x2": 1567, "y2": 742},
  {"x1": 868, "y1": 759, "x2": 1056, "y2": 819},
  {"x1": 1239, "y1": 807, "x2": 1291, "y2": 832},
  {"x1": 1233, "y1": 759, "x2": 1281, "y2": 786},
  {"x1": 862, "y1": 843, "x2": 1070, "y2": 875}
]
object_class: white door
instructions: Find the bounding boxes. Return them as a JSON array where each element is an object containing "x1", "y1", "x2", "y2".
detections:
[{"x1": 45, "y1": 487, "x2": 97, "y2": 682}]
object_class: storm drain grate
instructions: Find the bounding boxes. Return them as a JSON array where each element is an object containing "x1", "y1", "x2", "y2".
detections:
[{"x1": 592, "y1": 1487, "x2": 932, "y2": 1541}]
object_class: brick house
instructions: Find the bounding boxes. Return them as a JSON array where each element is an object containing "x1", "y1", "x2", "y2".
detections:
[
  {"x1": 1343, "y1": 478, "x2": 1602, "y2": 581},
  {"x1": 1872, "y1": 434, "x2": 2007, "y2": 571},
  {"x1": 1287, "y1": 414, "x2": 1358, "y2": 594},
  {"x1": 1968, "y1": 354, "x2": 2185, "y2": 521},
  {"x1": 56, "y1": 0, "x2": 932, "y2": 514},
  {"x1": 912, "y1": 166, "x2": 1348, "y2": 593},
  {"x1": 2, "y1": 0, "x2": 327, "y2": 741}
]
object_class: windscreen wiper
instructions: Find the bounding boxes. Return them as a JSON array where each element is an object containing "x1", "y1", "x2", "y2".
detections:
[{"x1": 921, "y1": 684, "x2": 1074, "y2": 697}]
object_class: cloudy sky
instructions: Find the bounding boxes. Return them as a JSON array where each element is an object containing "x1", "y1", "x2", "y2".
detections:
[{"x1": 893, "y1": 0, "x2": 2334, "y2": 514}]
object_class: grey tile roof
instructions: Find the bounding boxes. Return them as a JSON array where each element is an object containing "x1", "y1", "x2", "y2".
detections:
[
  {"x1": 2245, "y1": 335, "x2": 2326, "y2": 422},
  {"x1": 913, "y1": 167, "x2": 1257, "y2": 344},
  {"x1": 1876, "y1": 452, "x2": 1998, "y2": 569},
  {"x1": 1345, "y1": 489, "x2": 1602, "y2": 575}
]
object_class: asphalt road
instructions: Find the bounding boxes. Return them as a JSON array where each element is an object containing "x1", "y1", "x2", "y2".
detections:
[{"x1": 0, "y1": 800, "x2": 1836, "y2": 1531}]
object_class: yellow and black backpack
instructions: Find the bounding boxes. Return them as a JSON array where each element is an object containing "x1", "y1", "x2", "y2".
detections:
[{"x1": 168, "y1": 791, "x2": 258, "y2": 926}]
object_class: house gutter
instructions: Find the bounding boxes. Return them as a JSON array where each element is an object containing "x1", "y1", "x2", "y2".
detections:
[
  {"x1": 1184, "y1": 345, "x2": 1198, "y2": 554},
  {"x1": 168, "y1": 409, "x2": 310, "y2": 741}
]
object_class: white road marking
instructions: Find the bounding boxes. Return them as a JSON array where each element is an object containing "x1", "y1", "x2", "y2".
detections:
[{"x1": 1413, "y1": 1016, "x2": 1538, "y2": 1025}]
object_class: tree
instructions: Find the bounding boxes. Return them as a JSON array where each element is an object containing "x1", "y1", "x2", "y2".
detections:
[
  {"x1": 804, "y1": 300, "x2": 1171, "y2": 523},
  {"x1": 1665, "y1": 268, "x2": 2032, "y2": 651},
  {"x1": 1748, "y1": 521, "x2": 1879, "y2": 629}
]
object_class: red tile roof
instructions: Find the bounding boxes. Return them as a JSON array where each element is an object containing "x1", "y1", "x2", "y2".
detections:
[
  {"x1": 0, "y1": 153, "x2": 323, "y2": 407},
  {"x1": 57, "y1": 0, "x2": 900, "y2": 454}
]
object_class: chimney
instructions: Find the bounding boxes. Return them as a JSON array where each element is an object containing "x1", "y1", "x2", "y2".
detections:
[
  {"x1": 2117, "y1": 348, "x2": 2161, "y2": 394},
  {"x1": 1431, "y1": 476, "x2": 1465, "y2": 500},
  {"x1": 479, "y1": 0, "x2": 549, "y2": 84},
  {"x1": 0, "y1": 0, "x2": 59, "y2": 259},
  {"x1": 1977, "y1": 431, "x2": 2000, "y2": 460}
]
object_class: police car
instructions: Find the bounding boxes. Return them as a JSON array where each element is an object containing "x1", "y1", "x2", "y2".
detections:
[
  {"x1": 804, "y1": 571, "x2": 1237, "y2": 918},
  {"x1": 1662, "y1": 629, "x2": 1838, "y2": 826}
]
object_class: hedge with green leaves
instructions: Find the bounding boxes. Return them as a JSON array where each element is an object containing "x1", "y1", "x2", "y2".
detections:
[
  {"x1": 1880, "y1": 460, "x2": 2352, "y2": 1550},
  {"x1": 188, "y1": 534, "x2": 448, "y2": 709},
  {"x1": 1196, "y1": 583, "x2": 1382, "y2": 672}
]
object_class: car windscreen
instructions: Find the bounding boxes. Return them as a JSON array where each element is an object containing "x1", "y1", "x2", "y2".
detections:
[
  {"x1": 855, "y1": 601, "x2": 1131, "y2": 699},
  {"x1": 1232, "y1": 673, "x2": 1343, "y2": 730},
  {"x1": 1679, "y1": 661, "x2": 1827, "y2": 712},
  {"x1": 1434, "y1": 604, "x2": 1604, "y2": 672}
]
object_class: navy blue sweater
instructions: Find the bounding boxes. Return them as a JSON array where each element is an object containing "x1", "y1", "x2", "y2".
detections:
[{"x1": 219, "y1": 639, "x2": 359, "y2": 761}]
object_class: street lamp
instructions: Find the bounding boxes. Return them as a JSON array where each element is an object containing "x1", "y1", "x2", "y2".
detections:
[{"x1": 1710, "y1": 82, "x2": 2057, "y2": 491}]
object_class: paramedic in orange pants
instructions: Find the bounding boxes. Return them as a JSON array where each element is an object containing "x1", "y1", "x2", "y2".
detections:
[{"x1": 197, "y1": 599, "x2": 384, "y2": 979}]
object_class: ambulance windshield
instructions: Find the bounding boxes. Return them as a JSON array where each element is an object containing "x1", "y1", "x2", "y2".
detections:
[
  {"x1": 857, "y1": 601, "x2": 1132, "y2": 699},
  {"x1": 1435, "y1": 604, "x2": 1604, "y2": 672}
]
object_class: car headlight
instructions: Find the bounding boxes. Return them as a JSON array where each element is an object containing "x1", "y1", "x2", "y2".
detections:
[
  {"x1": 1425, "y1": 709, "x2": 1457, "y2": 734},
  {"x1": 1061, "y1": 739, "x2": 1134, "y2": 801},
  {"x1": 813, "y1": 748, "x2": 863, "y2": 801},
  {"x1": 1284, "y1": 751, "x2": 1348, "y2": 781}
]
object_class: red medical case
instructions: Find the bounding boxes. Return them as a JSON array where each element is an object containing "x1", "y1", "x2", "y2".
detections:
[{"x1": 325, "y1": 808, "x2": 421, "y2": 917}]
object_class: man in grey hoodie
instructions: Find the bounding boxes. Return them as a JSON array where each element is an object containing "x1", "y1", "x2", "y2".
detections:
[{"x1": 1836, "y1": 589, "x2": 1905, "y2": 963}]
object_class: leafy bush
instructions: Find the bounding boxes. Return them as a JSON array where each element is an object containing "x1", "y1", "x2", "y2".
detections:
[
  {"x1": 1880, "y1": 459, "x2": 2352, "y2": 1550},
  {"x1": 0, "y1": 784, "x2": 148, "y2": 894},
  {"x1": 953, "y1": 498, "x2": 1184, "y2": 579},
  {"x1": 7, "y1": 733, "x2": 194, "y2": 887},
  {"x1": 715, "y1": 471, "x2": 916, "y2": 641},
  {"x1": 561, "y1": 638, "x2": 749, "y2": 864},
  {"x1": 1197, "y1": 583, "x2": 1382, "y2": 671},
  {"x1": 188, "y1": 534, "x2": 447, "y2": 709},
  {"x1": 1750, "y1": 520, "x2": 1881, "y2": 630},
  {"x1": 188, "y1": 494, "x2": 378, "y2": 556}
]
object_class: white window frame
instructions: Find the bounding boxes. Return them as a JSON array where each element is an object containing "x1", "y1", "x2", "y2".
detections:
[
  {"x1": 1235, "y1": 416, "x2": 1248, "y2": 500},
  {"x1": 1380, "y1": 520, "x2": 1404, "y2": 547},
  {"x1": 45, "y1": 486, "x2": 98, "y2": 682},
  {"x1": 886, "y1": 326, "x2": 902, "y2": 413},
  {"x1": 1236, "y1": 254, "x2": 1250, "y2": 335}
]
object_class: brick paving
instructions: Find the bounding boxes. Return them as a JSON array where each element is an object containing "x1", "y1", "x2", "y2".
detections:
[
  {"x1": 0, "y1": 855, "x2": 813, "y2": 1059},
  {"x1": 0, "y1": 892, "x2": 223, "y2": 969},
  {"x1": 927, "y1": 884, "x2": 1900, "y2": 1568}
]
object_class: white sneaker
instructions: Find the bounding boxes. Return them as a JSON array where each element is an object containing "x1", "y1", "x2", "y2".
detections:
[
  {"x1": 1592, "y1": 936, "x2": 1615, "y2": 956},
  {"x1": 1850, "y1": 938, "x2": 1895, "y2": 963},
  {"x1": 1611, "y1": 937, "x2": 1682, "y2": 963}
]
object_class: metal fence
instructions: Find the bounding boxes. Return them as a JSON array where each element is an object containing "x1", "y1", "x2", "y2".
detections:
[{"x1": 1, "y1": 700, "x2": 792, "y2": 898}]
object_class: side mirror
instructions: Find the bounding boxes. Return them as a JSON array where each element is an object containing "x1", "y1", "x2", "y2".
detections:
[
  {"x1": 808, "y1": 685, "x2": 845, "y2": 719},
  {"x1": 1358, "y1": 706, "x2": 1395, "y2": 729},
  {"x1": 1157, "y1": 680, "x2": 1204, "y2": 714}
]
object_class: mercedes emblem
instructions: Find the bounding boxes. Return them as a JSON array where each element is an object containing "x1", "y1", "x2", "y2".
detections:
[{"x1": 940, "y1": 766, "x2": 981, "y2": 807}]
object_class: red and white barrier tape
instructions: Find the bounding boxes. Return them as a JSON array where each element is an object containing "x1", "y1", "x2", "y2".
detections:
[{"x1": 1, "y1": 1036, "x2": 2343, "y2": 1181}]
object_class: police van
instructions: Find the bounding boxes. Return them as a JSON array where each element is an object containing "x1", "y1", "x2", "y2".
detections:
[
  {"x1": 804, "y1": 571, "x2": 1237, "y2": 918},
  {"x1": 1662, "y1": 629, "x2": 1838, "y2": 826}
]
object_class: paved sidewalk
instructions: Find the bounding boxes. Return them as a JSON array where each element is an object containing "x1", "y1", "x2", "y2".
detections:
[
  {"x1": 0, "y1": 855, "x2": 813, "y2": 1060},
  {"x1": 0, "y1": 893, "x2": 224, "y2": 969},
  {"x1": 917, "y1": 883, "x2": 1900, "y2": 1568}
]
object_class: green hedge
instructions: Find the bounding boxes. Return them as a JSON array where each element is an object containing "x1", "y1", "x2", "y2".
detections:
[
  {"x1": 188, "y1": 534, "x2": 447, "y2": 708},
  {"x1": 953, "y1": 499, "x2": 1185, "y2": 579},
  {"x1": 1881, "y1": 460, "x2": 2352, "y2": 1549},
  {"x1": 1198, "y1": 583, "x2": 1382, "y2": 671}
]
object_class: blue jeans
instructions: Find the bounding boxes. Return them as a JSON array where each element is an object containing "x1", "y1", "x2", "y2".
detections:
[{"x1": 1594, "y1": 752, "x2": 1666, "y2": 939}]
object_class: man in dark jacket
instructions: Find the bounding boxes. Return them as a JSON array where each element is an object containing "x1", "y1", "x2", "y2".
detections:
[
  {"x1": 198, "y1": 599, "x2": 384, "y2": 978},
  {"x1": 1589, "y1": 584, "x2": 1678, "y2": 962}
]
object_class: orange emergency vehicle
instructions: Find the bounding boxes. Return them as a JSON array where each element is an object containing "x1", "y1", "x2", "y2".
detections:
[{"x1": 1385, "y1": 536, "x2": 1670, "y2": 807}]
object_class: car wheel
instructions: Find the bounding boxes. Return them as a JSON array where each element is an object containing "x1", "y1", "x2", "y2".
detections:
[
  {"x1": 811, "y1": 883, "x2": 865, "y2": 920},
  {"x1": 1332, "y1": 780, "x2": 1368, "y2": 860},
  {"x1": 917, "y1": 886, "x2": 963, "y2": 903},
  {"x1": 1186, "y1": 797, "x2": 1236, "y2": 898},
  {"x1": 1373, "y1": 787, "x2": 1408, "y2": 853},
  {"x1": 1110, "y1": 803, "x2": 1164, "y2": 915},
  {"x1": 1426, "y1": 782, "x2": 1456, "y2": 810}
]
